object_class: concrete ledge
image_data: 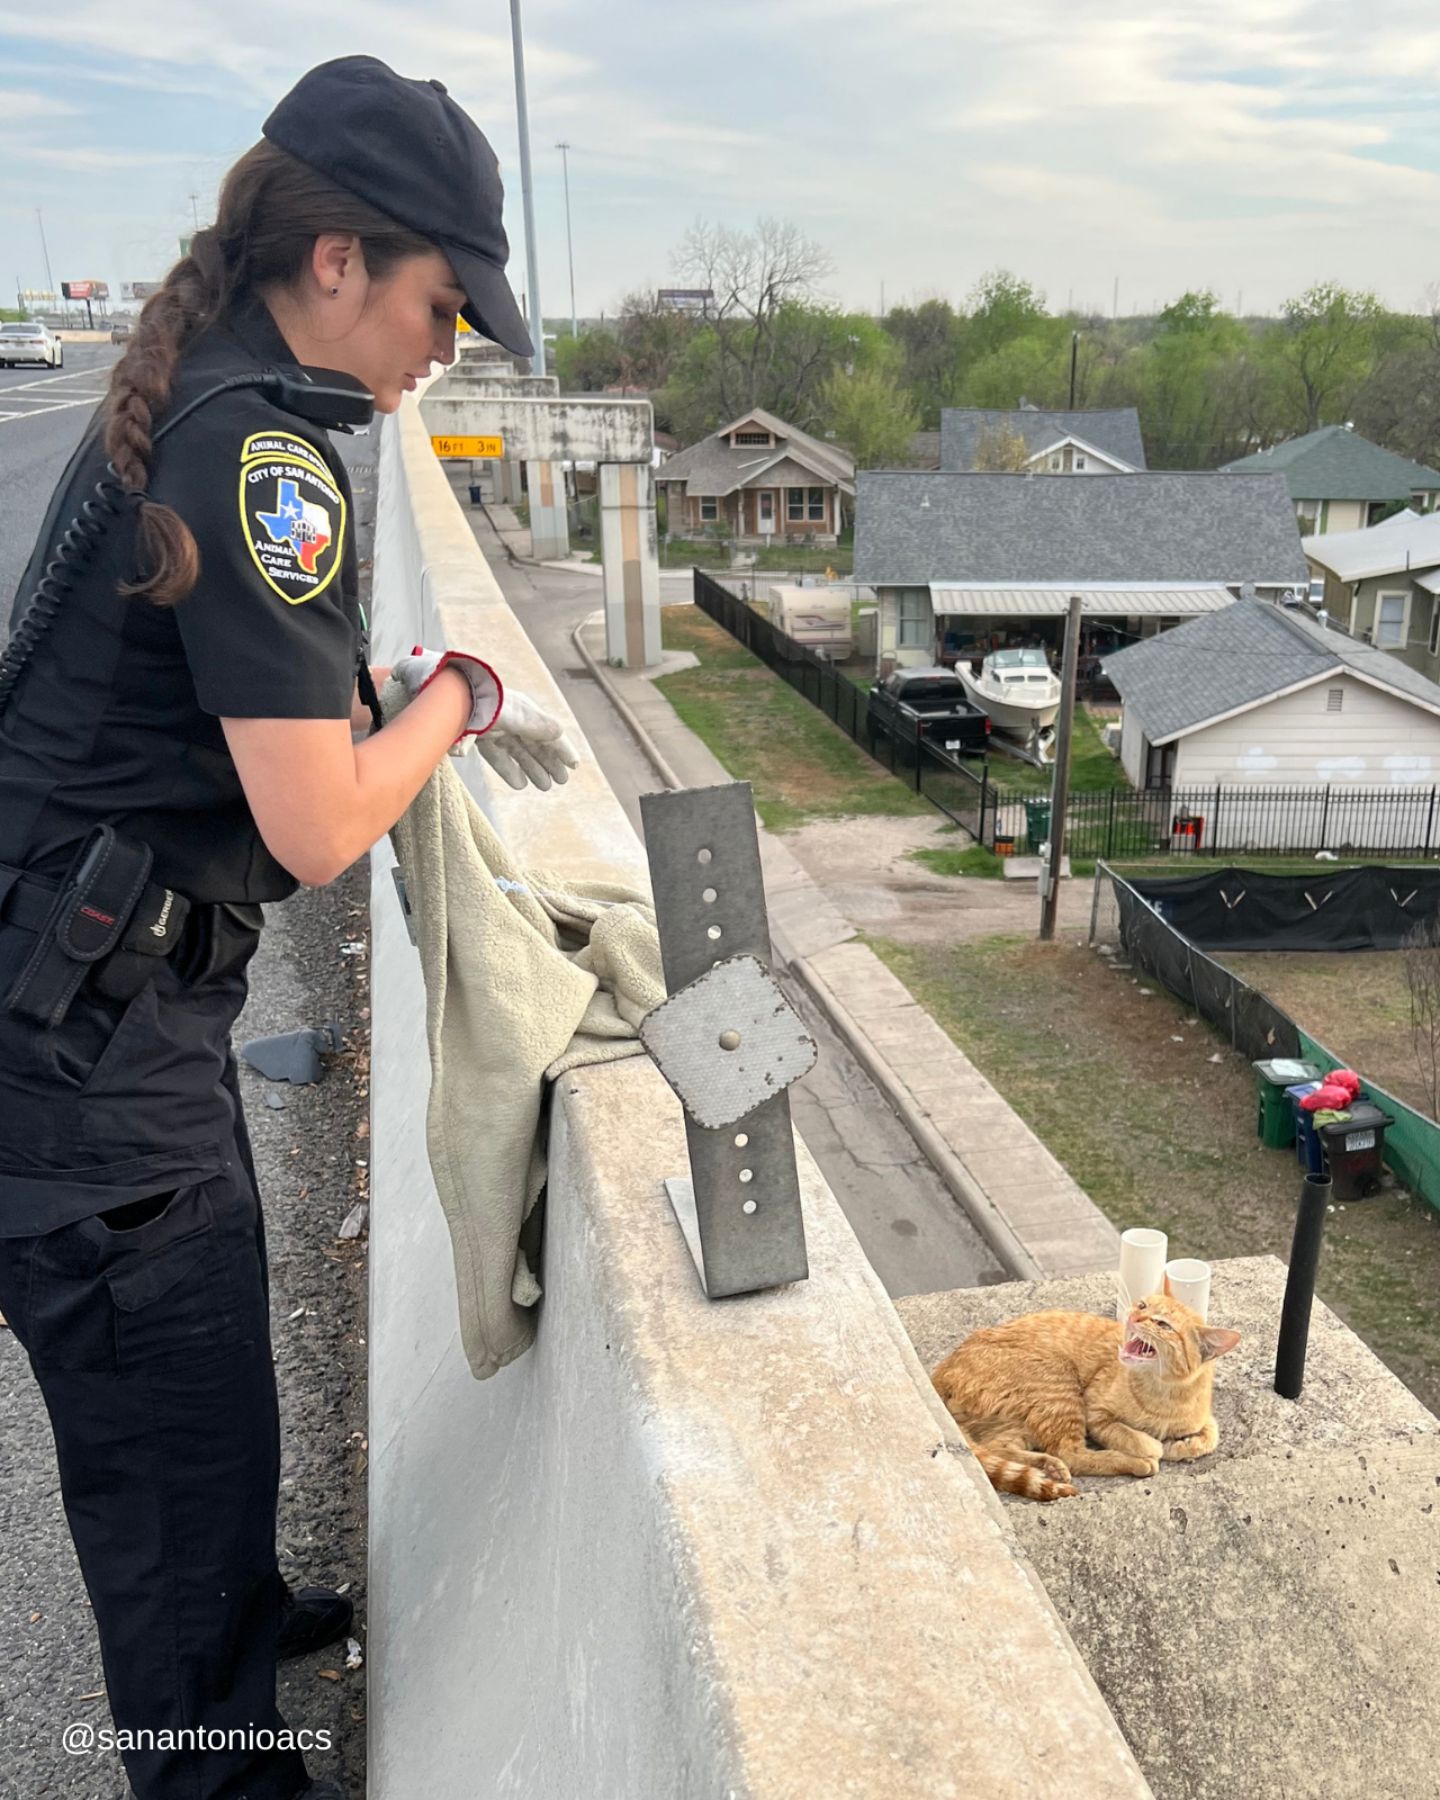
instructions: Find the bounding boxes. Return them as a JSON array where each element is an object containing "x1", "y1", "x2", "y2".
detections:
[
  {"x1": 897, "y1": 1257, "x2": 1440, "y2": 1799},
  {"x1": 368, "y1": 399, "x2": 1150, "y2": 1796}
]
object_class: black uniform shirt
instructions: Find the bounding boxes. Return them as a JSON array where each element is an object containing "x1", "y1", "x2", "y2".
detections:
[{"x1": 0, "y1": 298, "x2": 362, "y2": 903}]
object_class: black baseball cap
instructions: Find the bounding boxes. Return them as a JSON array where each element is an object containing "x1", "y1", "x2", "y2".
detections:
[{"x1": 263, "y1": 55, "x2": 534, "y2": 357}]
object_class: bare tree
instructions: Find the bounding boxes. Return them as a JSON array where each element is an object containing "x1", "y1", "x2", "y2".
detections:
[
  {"x1": 1403, "y1": 916, "x2": 1440, "y2": 1118},
  {"x1": 674, "y1": 218, "x2": 833, "y2": 417}
]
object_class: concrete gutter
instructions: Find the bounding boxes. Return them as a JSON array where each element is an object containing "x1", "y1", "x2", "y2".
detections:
[{"x1": 571, "y1": 611, "x2": 1114, "y2": 1283}]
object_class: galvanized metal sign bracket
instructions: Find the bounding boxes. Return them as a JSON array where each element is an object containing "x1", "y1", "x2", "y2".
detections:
[{"x1": 639, "y1": 782, "x2": 811, "y2": 1298}]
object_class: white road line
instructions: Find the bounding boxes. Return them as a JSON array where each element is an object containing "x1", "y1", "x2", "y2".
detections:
[
  {"x1": 0, "y1": 391, "x2": 106, "y2": 404},
  {"x1": 0, "y1": 397, "x2": 106, "y2": 427}
]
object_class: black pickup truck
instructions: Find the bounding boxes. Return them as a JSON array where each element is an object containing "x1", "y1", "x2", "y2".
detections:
[{"x1": 867, "y1": 666, "x2": 990, "y2": 759}]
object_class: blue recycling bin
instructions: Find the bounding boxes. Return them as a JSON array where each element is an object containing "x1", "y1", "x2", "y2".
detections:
[{"x1": 1286, "y1": 1082, "x2": 1327, "y2": 1175}]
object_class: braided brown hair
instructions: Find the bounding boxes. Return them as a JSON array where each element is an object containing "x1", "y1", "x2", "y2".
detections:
[{"x1": 105, "y1": 140, "x2": 434, "y2": 605}]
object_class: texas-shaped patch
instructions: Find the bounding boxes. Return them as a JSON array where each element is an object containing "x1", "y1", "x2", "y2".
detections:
[{"x1": 238, "y1": 432, "x2": 346, "y2": 604}]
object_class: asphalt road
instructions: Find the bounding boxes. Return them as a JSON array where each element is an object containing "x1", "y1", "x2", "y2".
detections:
[{"x1": 0, "y1": 346, "x2": 121, "y2": 632}]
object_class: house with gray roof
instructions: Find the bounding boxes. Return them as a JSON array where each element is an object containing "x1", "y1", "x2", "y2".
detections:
[
  {"x1": 852, "y1": 470, "x2": 1307, "y2": 672},
  {"x1": 940, "y1": 407, "x2": 1147, "y2": 475},
  {"x1": 1104, "y1": 599, "x2": 1440, "y2": 807},
  {"x1": 1302, "y1": 507, "x2": 1440, "y2": 688},
  {"x1": 1222, "y1": 425, "x2": 1440, "y2": 536},
  {"x1": 656, "y1": 406, "x2": 855, "y2": 547}
]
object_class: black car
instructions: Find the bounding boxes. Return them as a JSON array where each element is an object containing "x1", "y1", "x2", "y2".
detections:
[{"x1": 867, "y1": 666, "x2": 990, "y2": 760}]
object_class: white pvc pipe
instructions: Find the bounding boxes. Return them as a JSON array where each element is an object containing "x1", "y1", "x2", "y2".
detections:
[{"x1": 1164, "y1": 1257, "x2": 1212, "y2": 1322}]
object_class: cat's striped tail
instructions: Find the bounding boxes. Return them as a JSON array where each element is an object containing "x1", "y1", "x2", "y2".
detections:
[{"x1": 971, "y1": 1444, "x2": 1077, "y2": 1502}]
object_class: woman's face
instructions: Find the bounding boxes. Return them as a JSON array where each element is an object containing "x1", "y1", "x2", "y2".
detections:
[{"x1": 330, "y1": 246, "x2": 467, "y2": 412}]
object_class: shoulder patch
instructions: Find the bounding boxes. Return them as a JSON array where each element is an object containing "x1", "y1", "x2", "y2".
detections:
[{"x1": 238, "y1": 434, "x2": 346, "y2": 604}]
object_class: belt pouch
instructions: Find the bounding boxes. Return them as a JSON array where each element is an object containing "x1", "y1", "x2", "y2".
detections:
[{"x1": 4, "y1": 827, "x2": 154, "y2": 1026}]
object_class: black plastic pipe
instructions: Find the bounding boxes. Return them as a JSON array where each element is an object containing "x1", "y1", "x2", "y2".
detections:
[{"x1": 1274, "y1": 1172, "x2": 1332, "y2": 1399}]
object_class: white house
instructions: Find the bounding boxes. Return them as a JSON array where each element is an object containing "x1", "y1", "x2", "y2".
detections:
[
  {"x1": 1104, "y1": 598, "x2": 1440, "y2": 849},
  {"x1": 940, "y1": 407, "x2": 1147, "y2": 475}
]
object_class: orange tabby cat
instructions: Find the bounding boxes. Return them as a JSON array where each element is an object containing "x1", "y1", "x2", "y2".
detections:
[{"x1": 931, "y1": 1292, "x2": 1241, "y2": 1502}]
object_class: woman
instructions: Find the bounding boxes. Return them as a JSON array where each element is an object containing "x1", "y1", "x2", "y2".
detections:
[{"x1": 0, "y1": 56, "x2": 569, "y2": 1800}]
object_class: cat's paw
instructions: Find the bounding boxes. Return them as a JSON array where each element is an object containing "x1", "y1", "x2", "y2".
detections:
[
  {"x1": 1162, "y1": 1432, "x2": 1215, "y2": 1462},
  {"x1": 1130, "y1": 1457, "x2": 1160, "y2": 1478},
  {"x1": 1034, "y1": 1454, "x2": 1073, "y2": 1485}
]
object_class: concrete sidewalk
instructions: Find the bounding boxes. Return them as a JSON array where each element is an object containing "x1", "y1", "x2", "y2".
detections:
[{"x1": 575, "y1": 611, "x2": 1118, "y2": 1283}]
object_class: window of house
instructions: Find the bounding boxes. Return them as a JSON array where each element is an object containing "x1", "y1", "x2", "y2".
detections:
[
  {"x1": 733, "y1": 430, "x2": 770, "y2": 446},
  {"x1": 699, "y1": 497, "x2": 718, "y2": 522},
  {"x1": 897, "y1": 587, "x2": 932, "y2": 649},
  {"x1": 807, "y1": 487, "x2": 826, "y2": 521},
  {"x1": 1074, "y1": 455, "x2": 1087, "y2": 471},
  {"x1": 1326, "y1": 688, "x2": 1343, "y2": 713},
  {"x1": 1375, "y1": 591, "x2": 1409, "y2": 648},
  {"x1": 1430, "y1": 604, "x2": 1440, "y2": 658},
  {"x1": 1049, "y1": 456, "x2": 1061, "y2": 471},
  {"x1": 786, "y1": 487, "x2": 805, "y2": 520}
]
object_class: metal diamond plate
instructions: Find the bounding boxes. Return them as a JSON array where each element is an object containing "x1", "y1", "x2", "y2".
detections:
[{"x1": 640, "y1": 955, "x2": 816, "y2": 1129}]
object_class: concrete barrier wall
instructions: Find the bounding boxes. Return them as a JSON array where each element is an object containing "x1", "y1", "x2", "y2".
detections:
[{"x1": 367, "y1": 401, "x2": 1151, "y2": 1797}]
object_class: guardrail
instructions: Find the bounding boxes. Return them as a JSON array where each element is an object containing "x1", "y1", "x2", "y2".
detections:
[{"x1": 363, "y1": 402, "x2": 1151, "y2": 1797}]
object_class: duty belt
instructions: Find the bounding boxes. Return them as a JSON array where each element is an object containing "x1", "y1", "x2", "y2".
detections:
[{"x1": 2, "y1": 825, "x2": 190, "y2": 1027}]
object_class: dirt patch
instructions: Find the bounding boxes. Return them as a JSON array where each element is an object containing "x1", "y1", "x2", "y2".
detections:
[
  {"x1": 1220, "y1": 950, "x2": 1431, "y2": 1117},
  {"x1": 783, "y1": 814, "x2": 1096, "y2": 946},
  {"x1": 872, "y1": 933, "x2": 1440, "y2": 1415}
]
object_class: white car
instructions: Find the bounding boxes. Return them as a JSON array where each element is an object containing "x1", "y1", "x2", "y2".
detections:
[{"x1": 0, "y1": 321, "x2": 64, "y2": 368}]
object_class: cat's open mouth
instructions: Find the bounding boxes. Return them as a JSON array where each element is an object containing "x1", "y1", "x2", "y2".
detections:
[{"x1": 1120, "y1": 1335, "x2": 1158, "y2": 1365}]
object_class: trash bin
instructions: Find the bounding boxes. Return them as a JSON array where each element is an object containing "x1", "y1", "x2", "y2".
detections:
[
  {"x1": 1286, "y1": 1081, "x2": 1328, "y2": 1175},
  {"x1": 1317, "y1": 1101, "x2": 1394, "y2": 1202},
  {"x1": 1253, "y1": 1059, "x2": 1323, "y2": 1147},
  {"x1": 1024, "y1": 800, "x2": 1051, "y2": 853}
]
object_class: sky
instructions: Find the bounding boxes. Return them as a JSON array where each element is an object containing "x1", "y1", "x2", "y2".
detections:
[{"x1": 2, "y1": 0, "x2": 1439, "y2": 321}]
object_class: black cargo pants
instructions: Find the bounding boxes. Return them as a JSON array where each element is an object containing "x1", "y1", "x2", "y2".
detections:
[{"x1": 0, "y1": 908, "x2": 313, "y2": 1800}]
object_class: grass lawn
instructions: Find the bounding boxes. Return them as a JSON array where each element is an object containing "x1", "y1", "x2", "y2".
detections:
[
  {"x1": 870, "y1": 932, "x2": 1440, "y2": 1414},
  {"x1": 660, "y1": 538, "x2": 854, "y2": 575},
  {"x1": 656, "y1": 606, "x2": 929, "y2": 832},
  {"x1": 986, "y1": 709, "x2": 1128, "y2": 796}
]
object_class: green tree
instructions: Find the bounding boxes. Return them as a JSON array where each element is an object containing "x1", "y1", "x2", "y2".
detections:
[
  {"x1": 882, "y1": 297, "x2": 964, "y2": 426},
  {"x1": 1263, "y1": 283, "x2": 1384, "y2": 436},
  {"x1": 960, "y1": 270, "x2": 1049, "y2": 364},
  {"x1": 554, "y1": 327, "x2": 624, "y2": 393},
  {"x1": 1143, "y1": 290, "x2": 1248, "y2": 467},
  {"x1": 817, "y1": 362, "x2": 920, "y2": 469}
]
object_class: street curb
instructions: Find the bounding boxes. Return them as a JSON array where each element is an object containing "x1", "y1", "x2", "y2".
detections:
[
  {"x1": 571, "y1": 614, "x2": 685, "y2": 792},
  {"x1": 573, "y1": 610, "x2": 1041, "y2": 1283}
]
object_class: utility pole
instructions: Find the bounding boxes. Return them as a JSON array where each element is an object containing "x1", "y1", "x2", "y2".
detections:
[
  {"x1": 1068, "y1": 330, "x2": 1079, "y2": 410},
  {"x1": 1039, "y1": 593, "x2": 1083, "y2": 942},
  {"x1": 509, "y1": 0, "x2": 546, "y2": 374},
  {"x1": 1112, "y1": 275, "x2": 1119, "y2": 320},
  {"x1": 34, "y1": 209, "x2": 55, "y2": 308},
  {"x1": 555, "y1": 140, "x2": 577, "y2": 340},
  {"x1": 189, "y1": 192, "x2": 200, "y2": 230}
]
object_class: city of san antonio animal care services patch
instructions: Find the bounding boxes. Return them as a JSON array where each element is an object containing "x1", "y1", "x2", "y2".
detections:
[{"x1": 238, "y1": 432, "x2": 347, "y2": 604}]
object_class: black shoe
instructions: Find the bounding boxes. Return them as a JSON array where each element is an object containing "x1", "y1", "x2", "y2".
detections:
[{"x1": 277, "y1": 1585, "x2": 354, "y2": 1660}]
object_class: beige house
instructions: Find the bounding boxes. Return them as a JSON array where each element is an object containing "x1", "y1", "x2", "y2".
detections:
[
  {"x1": 1224, "y1": 425, "x2": 1440, "y2": 536},
  {"x1": 655, "y1": 407, "x2": 855, "y2": 546}
]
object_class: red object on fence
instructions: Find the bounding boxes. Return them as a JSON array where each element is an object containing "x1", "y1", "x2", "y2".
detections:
[{"x1": 1171, "y1": 813, "x2": 1205, "y2": 850}]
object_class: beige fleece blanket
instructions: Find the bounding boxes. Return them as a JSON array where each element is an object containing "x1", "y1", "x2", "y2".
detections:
[{"x1": 385, "y1": 685, "x2": 664, "y2": 1379}]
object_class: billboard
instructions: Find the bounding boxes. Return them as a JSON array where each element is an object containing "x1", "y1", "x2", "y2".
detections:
[
  {"x1": 61, "y1": 280, "x2": 110, "y2": 301},
  {"x1": 124, "y1": 282, "x2": 162, "y2": 301}
]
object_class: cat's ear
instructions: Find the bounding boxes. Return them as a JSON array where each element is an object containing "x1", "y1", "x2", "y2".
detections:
[{"x1": 1197, "y1": 1327, "x2": 1241, "y2": 1361}]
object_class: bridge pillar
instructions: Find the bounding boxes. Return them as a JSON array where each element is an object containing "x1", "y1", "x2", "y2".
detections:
[
  {"x1": 526, "y1": 460, "x2": 570, "y2": 561},
  {"x1": 599, "y1": 460, "x2": 661, "y2": 668}
]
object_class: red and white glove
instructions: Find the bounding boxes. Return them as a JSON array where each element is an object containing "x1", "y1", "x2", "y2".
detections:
[{"x1": 391, "y1": 647, "x2": 579, "y2": 790}]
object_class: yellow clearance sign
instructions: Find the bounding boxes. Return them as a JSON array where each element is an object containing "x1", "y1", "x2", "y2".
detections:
[{"x1": 431, "y1": 434, "x2": 505, "y2": 459}]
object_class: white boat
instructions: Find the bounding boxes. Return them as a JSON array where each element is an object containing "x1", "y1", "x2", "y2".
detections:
[{"x1": 958, "y1": 648, "x2": 1062, "y2": 737}]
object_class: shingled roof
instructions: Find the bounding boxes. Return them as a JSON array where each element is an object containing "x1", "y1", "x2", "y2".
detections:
[
  {"x1": 1103, "y1": 598, "x2": 1440, "y2": 742},
  {"x1": 1222, "y1": 425, "x2": 1440, "y2": 503},
  {"x1": 940, "y1": 407, "x2": 1146, "y2": 472},
  {"x1": 657, "y1": 407, "x2": 855, "y2": 498},
  {"x1": 852, "y1": 471, "x2": 1308, "y2": 587}
]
